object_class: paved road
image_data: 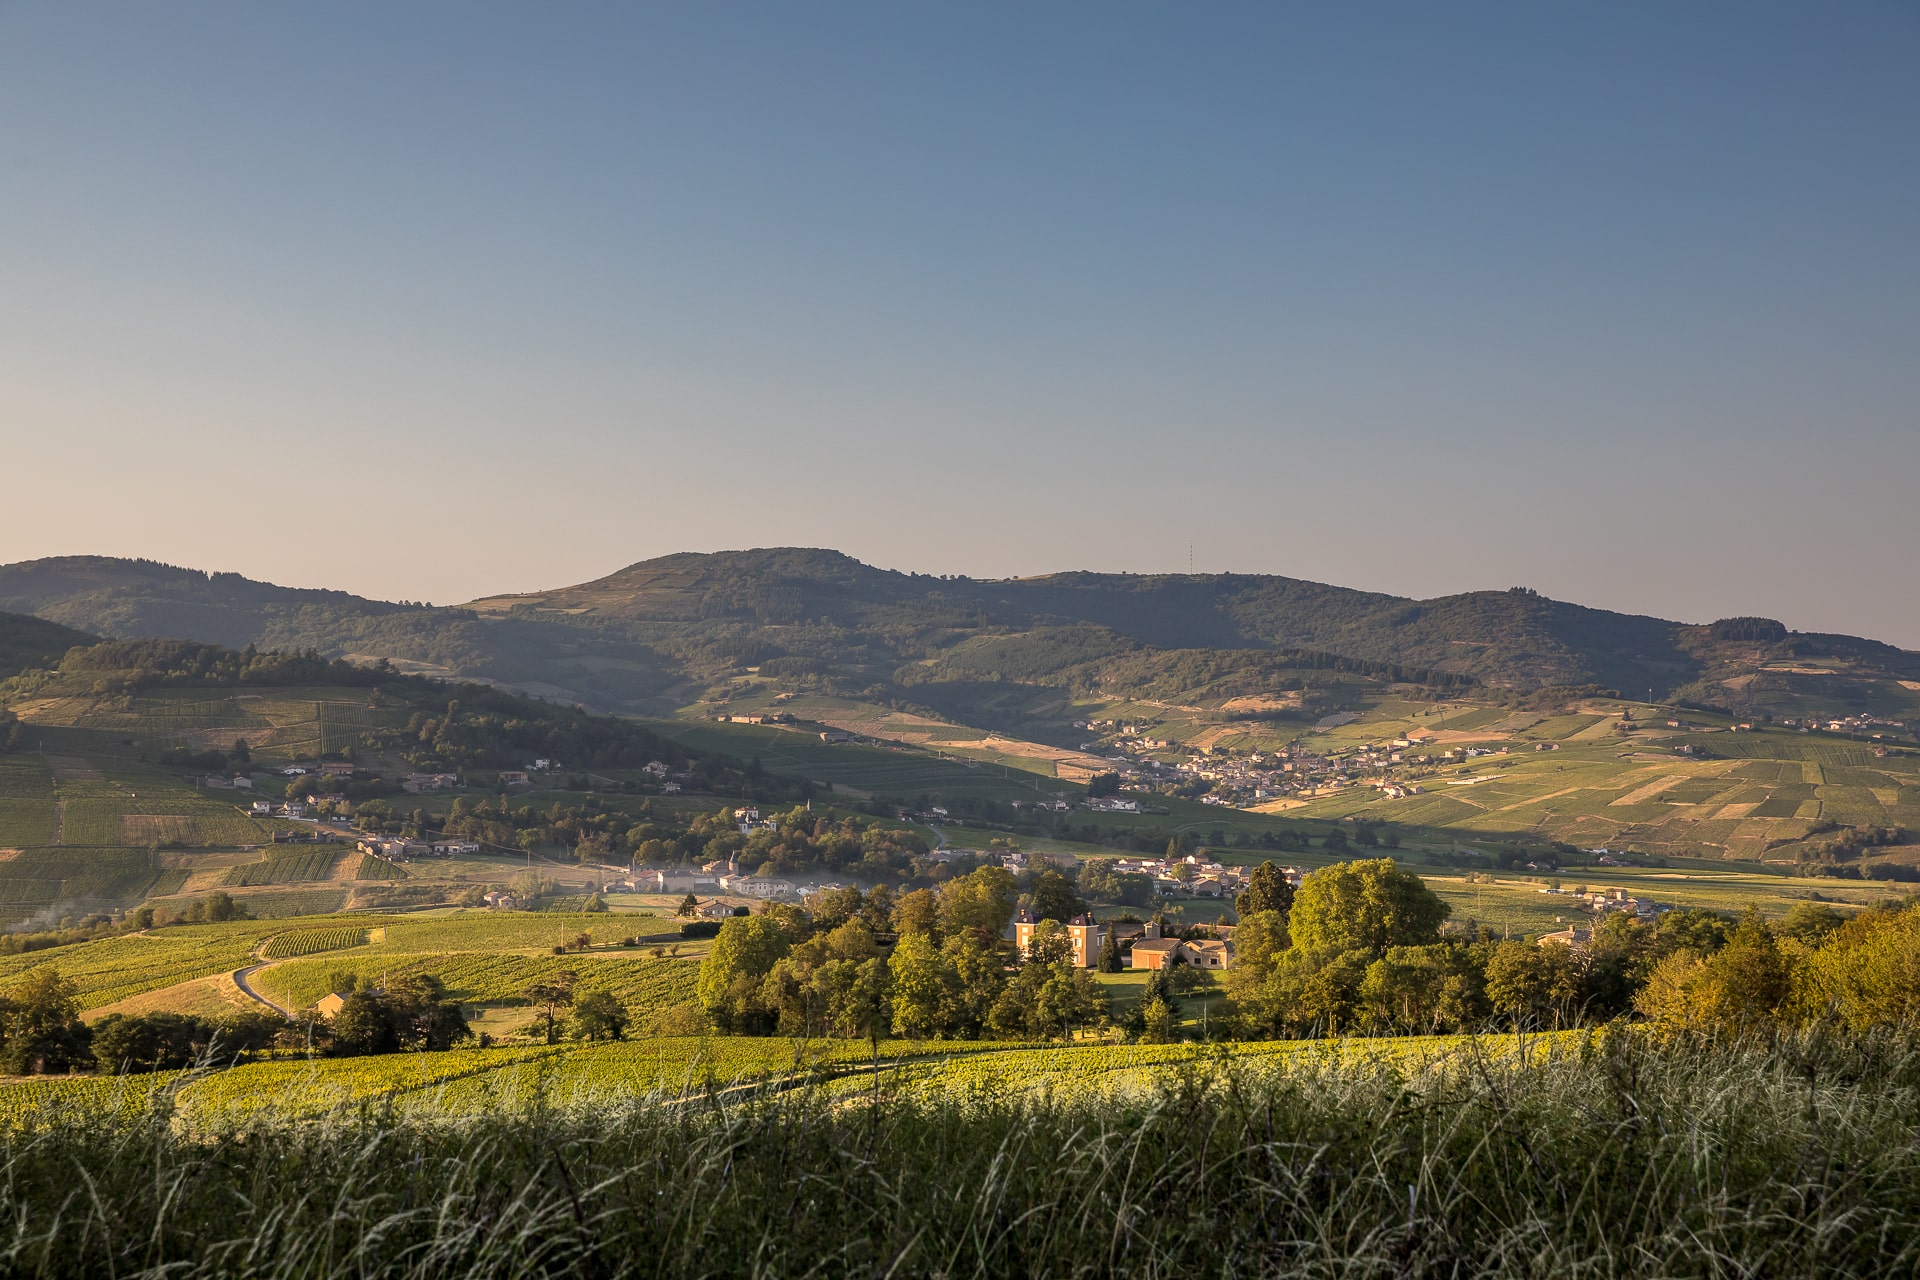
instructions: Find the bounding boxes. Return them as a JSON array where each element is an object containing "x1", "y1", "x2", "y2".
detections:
[
  {"x1": 232, "y1": 963, "x2": 291, "y2": 1017},
  {"x1": 232, "y1": 939, "x2": 293, "y2": 1017}
]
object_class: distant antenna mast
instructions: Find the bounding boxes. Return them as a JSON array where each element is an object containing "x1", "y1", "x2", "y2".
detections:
[{"x1": 1189, "y1": 543, "x2": 1193, "y2": 575}]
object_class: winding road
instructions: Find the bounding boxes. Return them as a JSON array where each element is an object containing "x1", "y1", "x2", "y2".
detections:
[{"x1": 231, "y1": 938, "x2": 292, "y2": 1017}]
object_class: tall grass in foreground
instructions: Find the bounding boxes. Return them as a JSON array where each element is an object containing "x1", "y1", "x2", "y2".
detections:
[{"x1": 5, "y1": 1029, "x2": 1920, "y2": 1277}]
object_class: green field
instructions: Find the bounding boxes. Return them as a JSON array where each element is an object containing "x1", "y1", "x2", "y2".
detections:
[
  {"x1": 1272, "y1": 726, "x2": 1920, "y2": 862},
  {"x1": 0, "y1": 1031, "x2": 1533, "y2": 1126}
]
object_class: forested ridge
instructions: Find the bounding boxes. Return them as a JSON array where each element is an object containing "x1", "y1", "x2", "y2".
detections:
[{"x1": 3, "y1": 550, "x2": 1915, "y2": 720}]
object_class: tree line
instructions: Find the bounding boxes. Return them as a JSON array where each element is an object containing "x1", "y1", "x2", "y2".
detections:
[
  {"x1": 0, "y1": 963, "x2": 637, "y2": 1075},
  {"x1": 694, "y1": 856, "x2": 1920, "y2": 1046}
]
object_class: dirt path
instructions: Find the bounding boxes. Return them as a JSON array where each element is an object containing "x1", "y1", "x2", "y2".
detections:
[{"x1": 49, "y1": 800, "x2": 64, "y2": 847}]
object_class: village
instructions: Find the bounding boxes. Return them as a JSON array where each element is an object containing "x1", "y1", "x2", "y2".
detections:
[{"x1": 1066, "y1": 717, "x2": 1468, "y2": 808}]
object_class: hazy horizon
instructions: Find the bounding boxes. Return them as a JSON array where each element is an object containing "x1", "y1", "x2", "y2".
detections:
[
  {"x1": 4, "y1": 4, "x2": 1916, "y2": 644},
  {"x1": 8, "y1": 542, "x2": 1918, "y2": 648}
]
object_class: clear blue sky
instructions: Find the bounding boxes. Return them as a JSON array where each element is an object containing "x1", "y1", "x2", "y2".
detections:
[{"x1": 3, "y1": 3, "x2": 1916, "y2": 643}]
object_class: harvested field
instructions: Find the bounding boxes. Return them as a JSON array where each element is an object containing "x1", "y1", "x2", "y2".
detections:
[{"x1": 1218, "y1": 694, "x2": 1301, "y2": 714}]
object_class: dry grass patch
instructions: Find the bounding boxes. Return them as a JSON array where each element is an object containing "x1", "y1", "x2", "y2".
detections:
[
  {"x1": 82, "y1": 973, "x2": 256, "y2": 1021},
  {"x1": 1610, "y1": 774, "x2": 1689, "y2": 806}
]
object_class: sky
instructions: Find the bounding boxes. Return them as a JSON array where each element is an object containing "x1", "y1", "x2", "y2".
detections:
[{"x1": 2, "y1": 3, "x2": 1917, "y2": 643}]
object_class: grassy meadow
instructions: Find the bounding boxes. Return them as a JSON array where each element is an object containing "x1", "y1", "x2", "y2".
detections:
[{"x1": 3, "y1": 1029, "x2": 1918, "y2": 1276}]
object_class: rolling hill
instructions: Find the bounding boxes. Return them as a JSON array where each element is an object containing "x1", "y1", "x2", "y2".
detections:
[
  {"x1": 4, "y1": 550, "x2": 1917, "y2": 729},
  {"x1": 0, "y1": 611, "x2": 96, "y2": 679}
]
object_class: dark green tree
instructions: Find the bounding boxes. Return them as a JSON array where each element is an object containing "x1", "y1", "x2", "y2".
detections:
[
  {"x1": 1288, "y1": 859, "x2": 1447, "y2": 958},
  {"x1": 329, "y1": 991, "x2": 400, "y2": 1055},
  {"x1": 521, "y1": 971, "x2": 578, "y2": 1045},
  {"x1": 387, "y1": 975, "x2": 472, "y2": 1051},
  {"x1": 0, "y1": 969, "x2": 93, "y2": 1075},
  {"x1": 570, "y1": 990, "x2": 630, "y2": 1041},
  {"x1": 1027, "y1": 869, "x2": 1085, "y2": 923},
  {"x1": 1235, "y1": 861, "x2": 1295, "y2": 918}
]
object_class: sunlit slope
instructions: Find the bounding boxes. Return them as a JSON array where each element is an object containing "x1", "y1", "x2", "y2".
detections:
[{"x1": 8, "y1": 550, "x2": 1916, "y2": 721}]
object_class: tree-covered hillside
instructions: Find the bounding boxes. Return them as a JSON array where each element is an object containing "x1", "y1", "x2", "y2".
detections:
[
  {"x1": 0, "y1": 611, "x2": 95, "y2": 679},
  {"x1": 4, "y1": 550, "x2": 1916, "y2": 725}
]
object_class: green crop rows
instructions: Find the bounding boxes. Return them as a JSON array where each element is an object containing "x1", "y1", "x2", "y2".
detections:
[
  {"x1": 0, "y1": 1033, "x2": 1571, "y2": 1129},
  {"x1": 260, "y1": 927, "x2": 369, "y2": 960},
  {"x1": 355, "y1": 853, "x2": 407, "y2": 880},
  {"x1": 0, "y1": 848, "x2": 159, "y2": 911},
  {"x1": 225, "y1": 849, "x2": 340, "y2": 886},
  {"x1": 0, "y1": 920, "x2": 290, "y2": 1009}
]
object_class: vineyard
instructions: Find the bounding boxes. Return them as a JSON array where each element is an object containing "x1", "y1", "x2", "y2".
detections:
[
  {"x1": 174, "y1": 1045, "x2": 569, "y2": 1125},
  {"x1": 0, "y1": 847, "x2": 160, "y2": 913},
  {"x1": 257, "y1": 951, "x2": 699, "y2": 1015},
  {"x1": 227, "y1": 887, "x2": 350, "y2": 918},
  {"x1": 0, "y1": 911, "x2": 683, "y2": 1015},
  {"x1": 0, "y1": 755, "x2": 57, "y2": 847},
  {"x1": 260, "y1": 926, "x2": 370, "y2": 960},
  {"x1": 224, "y1": 849, "x2": 340, "y2": 886},
  {"x1": 17, "y1": 689, "x2": 411, "y2": 762},
  {"x1": 353, "y1": 852, "x2": 407, "y2": 880},
  {"x1": 0, "y1": 1031, "x2": 1575, "y2": 1127},
  {"x1": 0, "y1": 918, "x2": 328, "y2": 1009},
  {"x1": 59, "y1": 765, "x2": 271, "y2": 849},
  {"x1": 360, "y1": 912, "x2": 673, "y2": 954}
]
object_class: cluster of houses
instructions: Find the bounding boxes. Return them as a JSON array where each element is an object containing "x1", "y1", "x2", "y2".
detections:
[
  {"x1": 1060, "y1": 722, "x2": 1470, "y2": 809},
  {"x1": 249, "y1": 798, "x2": 321, "y2": 820},
  {"x1": 1104, "y1": 852, "x2": 1295, "y2": 900},
  {"x1": 1802, "y1": 712, "x2": 1911, "y2": 740},
  {"x1": 641, "y1": 760, "x2": 686, "y2": 793},
  {"x1": 734, "y1": 806, "x2": 775, "y2": 835},
  {"x1": 280, "y1": 762, "x2": 357, "y2": 779},
  {"x1": 631, "y1": 863, "x2": 819, "y2": 903},
  {"x1": 1537, "y1": 884, "x2": 1668, "y2": 920},
  {"x1": 358, "y1": 835, "x2": 481, "y2": 861},
  {"x1": 1012, "y1": 912, "x2": 1235, "y2": 971}
]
